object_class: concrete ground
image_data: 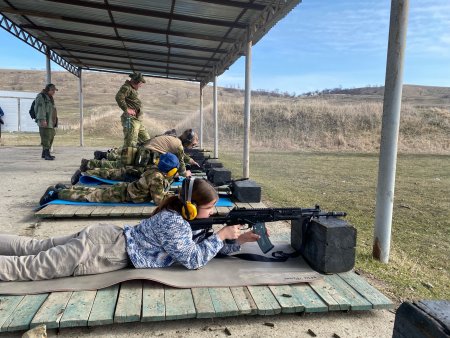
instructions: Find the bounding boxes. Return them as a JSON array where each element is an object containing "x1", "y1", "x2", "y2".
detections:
[{"x1": 0, "y1": 145, "x2": 396, "y2": 337}]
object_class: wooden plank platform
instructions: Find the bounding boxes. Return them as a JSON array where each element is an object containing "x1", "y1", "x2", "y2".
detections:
[
  {"x1": 0, "y1": 271, "x2": 393, "y2": 333},
  {"x1": 26, "y1": 180, "x2": 393, "y2": 334},
  {"x1": 35, "y1": 201, "x2": 233, "y2": 218},
  {"x1": 35, "y1": 204, "x2": 157, "y2": 218}
]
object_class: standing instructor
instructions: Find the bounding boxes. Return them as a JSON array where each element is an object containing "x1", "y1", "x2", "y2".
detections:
[
  {"x1": 35, "y1": 83, "x2": 58, "y2": 160},
  {"x1": 115, "y1": 72, "x2": 150, "y2": 148}
]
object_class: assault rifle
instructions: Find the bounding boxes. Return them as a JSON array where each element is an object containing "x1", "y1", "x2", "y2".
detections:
[
  {"x1": 214, "y1": 177, "x2": 248, "y2": 187},
  {"x1": 188, "y1": 205, "x2": 346, "y2": 253}
]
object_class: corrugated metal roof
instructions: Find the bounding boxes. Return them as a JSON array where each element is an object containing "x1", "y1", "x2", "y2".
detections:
[{"x1": 0, "y1": 0, "x2": 301, "y2": 86}]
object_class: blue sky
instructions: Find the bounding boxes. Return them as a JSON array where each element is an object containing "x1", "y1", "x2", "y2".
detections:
[{"x1": 1, "y1": 0, "x2": 449, "y2": 94}]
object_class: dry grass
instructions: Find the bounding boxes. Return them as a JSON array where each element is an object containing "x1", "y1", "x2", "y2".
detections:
[
  {"x1": 219, "y1": 151, "x2": 450, "y2": 302},
  {"x1": 1, "y1": 69, "x2": 449, "y2": 153},
  {"x1": 178, "y1": 96, "x2": 450, "y2": 154}
]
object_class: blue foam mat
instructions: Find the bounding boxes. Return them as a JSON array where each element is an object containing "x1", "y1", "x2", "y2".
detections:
[
  {"x1": 41, "y1": 196, "x2": 234, "y2": 208},
  {"x1": 79, "y1": 175, "x2": 119, "y2": 185},
  {"x1": 79, "y1": 175, "x2": 184, "y2": 187}
]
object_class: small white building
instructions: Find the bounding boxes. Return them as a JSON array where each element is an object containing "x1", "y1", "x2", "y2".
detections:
[{"x1": 0, "y1": 90, "x2": 39, "y2": 132}]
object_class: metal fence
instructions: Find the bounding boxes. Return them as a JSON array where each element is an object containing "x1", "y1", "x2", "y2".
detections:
[{"x1": 0, "y1": 90, "x2": 39, "y2": 132}]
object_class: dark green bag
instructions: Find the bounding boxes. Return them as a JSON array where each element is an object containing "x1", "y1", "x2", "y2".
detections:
[{"x1": 121, "y1": 147, "x2": 137, "y2": 166}]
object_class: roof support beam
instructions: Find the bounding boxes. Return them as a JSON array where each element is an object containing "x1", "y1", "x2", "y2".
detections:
[
  {"x1": 193, "y1": 0, "x2": 265, "y2": 10},
  {"x1": 46, "y1": 49, "x2": 51, "y2": 84},
  {"x1": 199, "y1": 85, "x2": 204, "y2": 148},
  {"x1": 0, "y1": 7, "x2": 233, "y2": 43},
  {"x1": 243, "y1": 38, "x2": 252, "y2": 179},
  {"x1": 52, "y1": 40, "x2": 219, "y2": 62},
  {"x1": 373, "y1": 0, "x2": 409, "y2": 263},
  {"x1": 21, "y1": 24, "x2": 228, "y2": 54},
  {"x1": 79, "y1": 68, "x2": 84, "y2": 147},
  {"x1": 213, "y1": 76, "x2": 218, "y2": 158},
  {"x1": 44, "y1": 0, "x2": 247, "y2": 29},
  {"x1": 56, "y1": 49, "x2": 213, "y2": 69},
  {"x1": 85, "y1": 64, "x2": 199, "y2": 81},
  {"x1": 86, "y1": 67, "x2": 197, "y2": 82},
  {"x1": 65, "y1": 55, "x2": 207, "y2": 76},
  {"x1": 0, "y1": 14, "x2": 80, "y2": 77}
]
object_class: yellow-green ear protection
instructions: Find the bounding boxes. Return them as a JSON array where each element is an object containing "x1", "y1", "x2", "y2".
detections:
[{"x1": 181, "y1": 177, "x2": 197, "y2": 220}]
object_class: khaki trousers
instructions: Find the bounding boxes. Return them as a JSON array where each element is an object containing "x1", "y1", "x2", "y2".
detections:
[{"x1": 0, "y1": 224, "x2": 129, "y2": 281}]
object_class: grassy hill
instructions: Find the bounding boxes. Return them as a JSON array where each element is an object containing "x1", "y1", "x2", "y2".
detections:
[{"x1": 1, "y1": 69, "x2": 449, "y2": 153}]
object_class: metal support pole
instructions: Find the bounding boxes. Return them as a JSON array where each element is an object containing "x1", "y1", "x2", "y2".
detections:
[
  {"x1": 17, "y1": 98, "x2": 21, "y2": 131},
  {"x1": 46, "y1": 49, "x2": 51, "y2": 84},
  {"x1": 199, "y1": 84, "x2": 204, "y2": 148},
  {"x1": 79, "y1": 68, "x2": 84, "y2": 147},
  {"x1": 373, "y1": 0, "x2": 409, "y2": 263},
  {"x1": 243, "y1": 39, "x2": 252, "y2": 178},
  {"x1": 213, "y1": 76, "x2": 218, "y2": 158}
]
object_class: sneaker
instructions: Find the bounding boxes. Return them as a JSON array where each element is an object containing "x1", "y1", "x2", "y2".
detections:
[
  {"x1": 39, "y1": 187, "x2": 59, "y2": 206},
  {"x1": 71, "y1": 169, "x2": 82, "y2": 185},
  {"x1": 80, "y1": 158, "x2": 89, "y2": 172},
  {"x1": 55, "y1": 183, "x2": 69, "y2": 191}
]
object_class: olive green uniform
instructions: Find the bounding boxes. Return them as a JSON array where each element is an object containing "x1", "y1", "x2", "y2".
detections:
[
  {"x1": 86, "y1": 159, "x2": 124, "y2": 170},
  {"x1": 85, "y1": 166, "x2": 146, "y2": 181},
  {"x1": 85, "y1": 141, "x2": 191, "y2": 177},
  {"x1": 115, "y1": 81, "x2": 150, "y2": 147},
  {"x1": 59, "y1": 166, "x2": 171, "y2": 205},
  {"x1": 35, "y1": 92, "x2": 57, "y2": 151}
]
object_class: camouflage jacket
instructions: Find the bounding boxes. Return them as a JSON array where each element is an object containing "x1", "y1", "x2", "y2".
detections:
[
  {"x1": 115, "y1": 80, "x2": 143, "y2": 120},
  {"x1": 35, "y1": 92, "x2": 57, "y2": 128},
  {"x1": 127, "y1": 166, "x2": 172, "y2": 205}
]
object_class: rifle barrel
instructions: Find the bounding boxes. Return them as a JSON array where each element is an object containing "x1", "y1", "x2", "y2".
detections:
[{"x1": 188, "y1": 207, "x2": 346, "y2": 231}]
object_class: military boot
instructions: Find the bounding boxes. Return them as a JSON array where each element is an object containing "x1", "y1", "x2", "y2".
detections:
[
  {"x1": 71, "y1": 169, "x2": 82, "y2": 185},
  {"x1": 94, "y1": 150, "x2": 108, "y2": 160},
  {"x1": 55, "y1": 183, "x2": 69, "y2": 191},
  {"x1": 43, "y1": 149, "x2": 55, "y2": 161},
  {"x1": 80, "y1": 158, "x2": 89, "y2": 171},
  {"x1": 39, "y1": 187, "x2": 59, "y2": 206}
]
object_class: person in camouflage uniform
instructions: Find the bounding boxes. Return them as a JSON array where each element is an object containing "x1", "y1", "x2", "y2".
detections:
[
  {"x1": 85, "y1": 166, "x2": 145, "y2": 182},
  {"x1": 35, "y1": 84, "x2": 59, "y2": 160},
  {"x1": 116, "y1": 72, "x2": 150, "y2": 147},
  {"x1": 41, "y1": 153, "x2": 179, "y2": 206},
  {"x1": 71, "y1": 130, "x2": 200, "y2": 185},
  {"x1": 143, "y1": 130, "x2": 200, "y2": 177}
]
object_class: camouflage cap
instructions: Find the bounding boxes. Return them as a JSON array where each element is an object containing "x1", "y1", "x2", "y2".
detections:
[{"x1": 129, "y1": 72, "x2": 146, "y2": 83}]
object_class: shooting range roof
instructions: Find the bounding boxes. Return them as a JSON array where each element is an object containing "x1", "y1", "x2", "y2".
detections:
[{"x1": 0, "y1": 0, "x2": 300, "y2": 86}]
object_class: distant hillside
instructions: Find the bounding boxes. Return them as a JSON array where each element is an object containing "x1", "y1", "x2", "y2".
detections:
[
  {"x1": 303, "y1": 85, "x2": 450, "y2": 108},
  {"x1": 1, "y1": 69, "x2": 449, "y2": 154}
]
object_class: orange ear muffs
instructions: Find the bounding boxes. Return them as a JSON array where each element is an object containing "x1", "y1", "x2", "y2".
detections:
[
  {"x1": 166, "y1": 167, "x2": 178, "y2": 178},
  {"x1": 181, "y1": 177, "x2": 197, "y2": 220}
]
